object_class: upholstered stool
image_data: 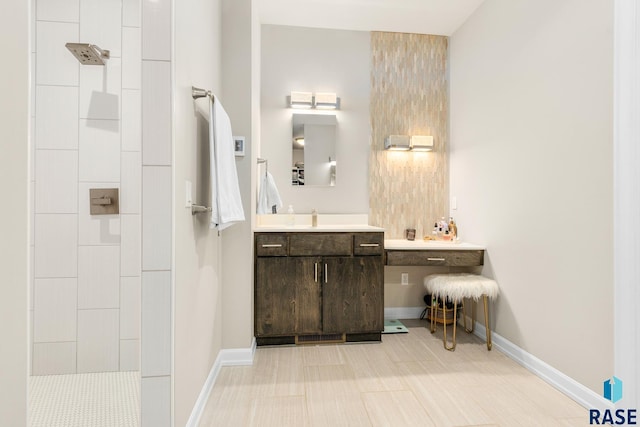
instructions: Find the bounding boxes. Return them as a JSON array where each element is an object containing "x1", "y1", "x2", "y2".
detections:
[{"x1": 424, "y1": 273, "x2": 499, "y2": 351}]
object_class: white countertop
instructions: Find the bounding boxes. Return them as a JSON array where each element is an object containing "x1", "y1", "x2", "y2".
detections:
[
  {"x1": 254, "y1": 224, "x2": 385, "y2": 233},
  {"x1": 384, "y1": 239, "x2": 486, "y2": 250}
]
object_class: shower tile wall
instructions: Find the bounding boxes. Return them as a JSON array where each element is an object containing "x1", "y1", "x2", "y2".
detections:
[
  {"x1": 32, "y1": 0, "x2": 172, "y2": 424},
  {"x1": 32, "y1": 0, "x2": 141, "y2": 375}
]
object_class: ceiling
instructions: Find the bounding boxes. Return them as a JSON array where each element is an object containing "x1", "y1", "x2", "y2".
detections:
[{"x1": 256, "y1": 0, "x2": 486, "y2": 36}]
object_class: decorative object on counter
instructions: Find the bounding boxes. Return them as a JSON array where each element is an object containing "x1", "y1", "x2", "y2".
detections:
[
  {"x1": 448, "y1": 217, "x2": 458, "y2": 239},
  {"x1": 286, "y1": 205, "x2": 295, "y2": 226},
  {"x1": 311, "y1": 208, "x2": 318, "y2": 227},
  {"x1": 424, "y1": 273, "x2": 499, "y2": 351},
  {"x1": 405, "y1": 228, "x2": 416, "y2": 241}
]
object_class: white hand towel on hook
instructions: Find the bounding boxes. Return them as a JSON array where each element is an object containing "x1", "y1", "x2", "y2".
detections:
[
  {"x1": 210, "y1": 97, "x2": 245, "y2": 230},
  {"x1": 257, "y1": 171, "x2": 282, "y2": 214}
]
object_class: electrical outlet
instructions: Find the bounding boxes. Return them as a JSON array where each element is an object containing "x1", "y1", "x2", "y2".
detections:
[{"x1": 401, "y1": 273, "x2": 409, "y2": 285}]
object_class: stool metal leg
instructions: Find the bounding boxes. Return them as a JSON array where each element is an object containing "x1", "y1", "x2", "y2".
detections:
[
  {"x1": 430, "y1": 296, "x2": 437, "y2": 334},
  {"x1": 442, "y1": 300, "x2": 458, "y2": 351},
  {"x1": 462, "y1": 298, "x2": 476, "y2": 334},
  {"x1": 483, "y1": 295, "x2": 492, "y2": 350}
]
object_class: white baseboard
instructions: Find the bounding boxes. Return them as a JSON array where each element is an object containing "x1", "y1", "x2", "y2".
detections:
[
  {"x1": 471, "y1": 322, "x2": 614, "y2": 411},
  {"x1": 384, "y1": 306, "x2": 424, "y2": 320},
  {"x1": 186, "y1": 338, "x2": 256, "y2": 427}
]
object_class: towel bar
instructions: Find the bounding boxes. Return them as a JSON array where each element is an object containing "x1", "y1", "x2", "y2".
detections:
[{"x1": 191, "y1": 204, "x2": 212, "y2": 215}]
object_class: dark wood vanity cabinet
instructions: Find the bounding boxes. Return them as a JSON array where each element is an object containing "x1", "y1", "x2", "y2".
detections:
[{"x1": 254, "y1": 232, "x2": 384, "y2": 345}]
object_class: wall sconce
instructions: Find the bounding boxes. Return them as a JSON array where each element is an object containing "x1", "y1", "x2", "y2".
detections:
[
  {"x1": 384, "y1": 135, "x2": 411, "y2": 151},
  {"x1": 410, "y1": 135, "x2": 434, "y2": 151},
  {"x1": 384, "y1": 135, "x2": 434, "y2": 151},
  {"x1": 290, "y1": 91, "x2": 313, "y2": 109},
  {"x1": 290, "y1": 91, "x2": 340, "y2": 110},
  {"x1": 314, "y1": 93, "x2": 339, "y2": 109}
]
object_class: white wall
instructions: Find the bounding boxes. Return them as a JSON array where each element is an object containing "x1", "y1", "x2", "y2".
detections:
[
  {"x1": 450, "y1": 0, "x2": 613, "y2": 393},
  {"x1": 260, "y1": 25, "x2": 370, "y2": 214},
  {"x1": 31, "y1": 0, "x2": 142, "y2": 376},
  {"x1": 0, "y1": 0, "x2": 28, "y2": 423},
  {"x1": 173, "y1": 0, "x2": 224, "y2": 424},
  {"x1": 614, "y1": 0, "x2": 640, "y2": 409}
]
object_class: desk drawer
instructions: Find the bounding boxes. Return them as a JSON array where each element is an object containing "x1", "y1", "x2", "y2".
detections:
[
  {"x1": 256, "y1": 234, "x2": 288, "y2": 256},
  {"x1": 385, "y1": 250, "x2": 483, "y2": 266},
  {"x1": 354, "y1": 233, "x2": 384, "y2": 256}
]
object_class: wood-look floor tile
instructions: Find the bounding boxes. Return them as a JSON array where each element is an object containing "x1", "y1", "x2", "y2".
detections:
[
  {"x1": 306, "y1": 392, "x2": 372, "y2": 427},
  {"x1": 507, "y1": 376, "x2": 586, "y2": 419},
  {"x1": 201, "y1": 322, "x2": 591, "y2": 426},
  {"x1": 380, "y1": 333, "x2": 436, "y2": 363},
  {"x1": 362, "y1": 390, "x2": 437, "y2": 427},
  {"x1": 556, "y1": 416, "x2": 591, "y2": 426},
  {"x1": 199, "y1": 367, "x2": 253, "y2": 426},
  {"x1": 247, "y1": 395, "x2": 310, "y2": 427},
  {"x1": 397, "y1": 361, "x2": 493, "y2": 427},
  {"x1": 301, "y1": 344, "x2": 345, "y2": 366},
  {"x1": 304, "y1": 364, "x2": 358, "y2": 397},
  {"x1": 349, "y1": 355, "x2": 408, "y2": 393},
  {"x1": 250, "y1": 346, "x2": 305, "y2": 397},
  {"x1": 465, "y1": 383, "x2": 561, "y2": 426}
]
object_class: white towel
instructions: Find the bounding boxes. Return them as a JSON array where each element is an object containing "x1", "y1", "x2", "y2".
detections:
[
  {"x1": 210, "y1": 97, "x2": 245, "y2": 230},
  {"x1": 257, "y1": 171, "x2": 283, "y2": 214}
]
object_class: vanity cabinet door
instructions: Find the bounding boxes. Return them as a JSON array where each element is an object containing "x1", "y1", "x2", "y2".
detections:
[
  {"x1": 255, "y1": 256, "x2": 322, "y2": 336},
  {"x1": 322, "y1": 256, "x2": 384, "y2": 334}
]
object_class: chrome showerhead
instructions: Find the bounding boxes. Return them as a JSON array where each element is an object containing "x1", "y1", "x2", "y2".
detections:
[{"x1": 65, "y1": 43, "x2": 110, "y2": 65}]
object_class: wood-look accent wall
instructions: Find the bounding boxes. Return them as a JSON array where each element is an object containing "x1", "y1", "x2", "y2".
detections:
[{"x1": 369, "y1": 32, "x2": 449, "y2": 239}]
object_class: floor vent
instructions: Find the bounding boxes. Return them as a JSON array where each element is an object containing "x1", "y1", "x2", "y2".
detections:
[{"x1": 295, "y1": 333, "x2": 346, "y2": 345}]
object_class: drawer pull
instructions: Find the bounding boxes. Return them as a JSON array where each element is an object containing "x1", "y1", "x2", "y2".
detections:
[
  {"x1": 261, "y1": 244, "x2": 283, "y2": 248},
  {"x1": 314, "y1": 263, "x2": 318, "y2": 283},
  {"x1": 427, "y1": 257, "x2": 446, "y2": 262},
  {"x1": 325, "y1": 263, "x2": 328, "y2": 283},
  {"x1": 359, "y1": 243, "x2": 380, "y2": 247}
]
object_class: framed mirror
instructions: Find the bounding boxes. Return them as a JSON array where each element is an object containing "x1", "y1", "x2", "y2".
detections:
[{"x1": 292, "y1": 113, "x2": 337, "y2": 186}]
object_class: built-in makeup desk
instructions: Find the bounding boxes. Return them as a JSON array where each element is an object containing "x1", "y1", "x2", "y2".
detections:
[{"x1": 384, "y1": 239, "x2": 486, "y2": 266}]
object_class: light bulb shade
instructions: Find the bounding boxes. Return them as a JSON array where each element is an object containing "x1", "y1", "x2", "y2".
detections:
[
  {"x1": 410, "y1": 135, "x2": 434, "y2": 151},
  {"x1": 314, "y1": 92, "x2": 338, "y2": 109},
  {"x1": 290, "y1": 91, "x2": 313, "y2": 108},
  {"x1": 384, "y1": 135, "x2": 411, "y2": 151}
]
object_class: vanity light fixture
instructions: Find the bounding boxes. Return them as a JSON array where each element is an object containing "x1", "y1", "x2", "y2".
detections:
[
  {"x1": 290, "y1": 91, "x2": 313, "y2": 109},
  {"x1": 314, "y1": 92, "x2": 339, "y2": 109},
  {"x1": 289, "y1": 91, "x2": 340, "y2": 109},
  {"x1": 410, "y1": 135, "x2": 434, "y2": 151},
  {"x1": 384, "y1": 135, "x2": 411, "y2": 151}
]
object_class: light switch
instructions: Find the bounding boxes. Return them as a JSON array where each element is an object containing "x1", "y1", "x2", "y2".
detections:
[{"x1": 401, "y1": 273, "x2": 409, "y2": 285}]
